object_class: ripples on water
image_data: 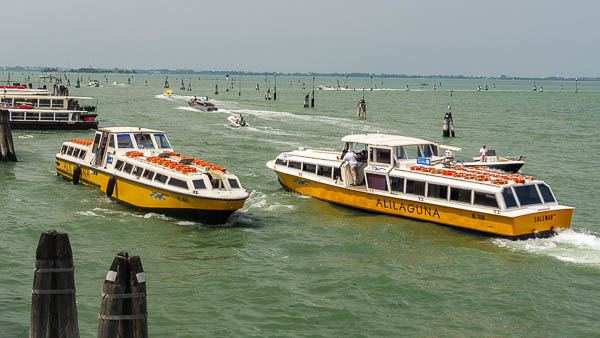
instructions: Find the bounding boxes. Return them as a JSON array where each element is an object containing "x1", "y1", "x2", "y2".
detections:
[{"x1": 2, "y1": 75, "x2": 600, "y2": 337}]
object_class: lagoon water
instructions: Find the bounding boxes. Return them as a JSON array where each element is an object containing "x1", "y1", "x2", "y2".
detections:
[{"x1": 1, "y1": 74, "x2": 599, "y2": 336}]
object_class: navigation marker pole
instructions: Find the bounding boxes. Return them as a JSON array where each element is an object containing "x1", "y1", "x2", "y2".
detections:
[
  {"x1": 311, "y1": 76, "x2": 315, "y2": 108},
  {"x1": 274, "y1": 74, "x2": 277, "y2": 101}
]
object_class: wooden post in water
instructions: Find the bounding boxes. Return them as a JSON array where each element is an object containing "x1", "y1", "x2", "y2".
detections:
[
  {"x1": 0, "y1": 109, "x2": 17, "y2": 161},
  {"x1": 97, "y1": 252, "x2": 148, "y2": 338},
  {"x1": 30, "y1": 230, "x2": 79, "y2": 338}
]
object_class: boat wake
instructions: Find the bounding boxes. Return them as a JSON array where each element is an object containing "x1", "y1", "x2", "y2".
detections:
[{"x1": 493, "y1": 228, "x2": 600, "y2": 265}]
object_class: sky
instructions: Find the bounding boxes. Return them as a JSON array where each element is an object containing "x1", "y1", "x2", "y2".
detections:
[{"x1": 3, "y1": 0, "x2": 599, "y2": 77}]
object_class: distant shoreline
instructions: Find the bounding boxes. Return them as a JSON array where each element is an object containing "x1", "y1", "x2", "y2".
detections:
[{"x1": 1, "y1": 66, "x2": 597, "y2": 81}]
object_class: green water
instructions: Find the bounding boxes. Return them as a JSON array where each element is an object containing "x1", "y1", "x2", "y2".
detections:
[{"x1": 1, "y1": 74, "x2": 599, "y2": 337}]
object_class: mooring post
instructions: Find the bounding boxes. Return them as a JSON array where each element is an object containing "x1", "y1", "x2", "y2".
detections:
[
  {"x1": 30, "y1": 230, "x2": 79, "y2": 338},
  {"x1": 0, "y1": 109, "x2": 17, "y2": 162},
  {"x1": 97, "y1": 252, "x2": 148, "y2": 338}
]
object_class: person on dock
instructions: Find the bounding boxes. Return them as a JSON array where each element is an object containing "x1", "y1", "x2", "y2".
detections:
[
  {"x1": 479, "y1": 144, "x2": 487, "y2": 162},
  {"x1": 342, "y1": 150, "x2": 359, "y2": 185}
]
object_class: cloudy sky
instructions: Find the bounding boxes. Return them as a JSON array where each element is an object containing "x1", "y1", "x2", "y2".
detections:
[{"x1": 4, "y1": 0, "x2": 598, "y2": 77}]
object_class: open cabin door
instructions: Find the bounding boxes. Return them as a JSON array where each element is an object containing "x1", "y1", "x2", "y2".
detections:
[{"x1": 91, "y1": 131, "x2": 110, "y2": 167}]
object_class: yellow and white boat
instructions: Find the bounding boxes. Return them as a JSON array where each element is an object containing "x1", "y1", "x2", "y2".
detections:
[
  {"x1": 162, "y1": 89, "x2": 174, "y2": 97},
  {"x1": 266, "y1": 133, "x2": 573, "y2": 239},
  {"x1": 56, "y1": 127, "x2": 248, "y2": 224}
]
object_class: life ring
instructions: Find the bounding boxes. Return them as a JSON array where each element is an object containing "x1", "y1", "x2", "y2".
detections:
[
  {"x1": 72, "y1": 165, "x2": 81, "y2": 185},
  {"x1": 106, "y1": 176, "x2": 117, "y2": 197}
]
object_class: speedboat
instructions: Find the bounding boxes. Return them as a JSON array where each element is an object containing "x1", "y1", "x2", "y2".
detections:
[
  {"x1": 458, "y1": 149, "x2": 525, "y2": 173},
  {"x1": 266, "y1": 133, "x2": 573, "y2": 239},
  {"x1": 187, "y1": 98, "x2": 218, "y2": 111},
  {"x1": 162, "y1": 89, "x2": 174, "y2": 97},
  {"x1": 56, "y1": 127, "x2": 248, "y2": 224},
  {"x1": 227, "y1": 115, "x2": 249, "y2": 128},
  {"x1": 88, "y1": 80, "x2": 100, "y2": 87}
]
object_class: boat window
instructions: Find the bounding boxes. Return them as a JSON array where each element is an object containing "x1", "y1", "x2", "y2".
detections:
[
  {"x1": 142, "y1": 169, "x2": 155, "y2": 180},
  {"x1": 431, "y1": 145, "x2": 438, "y2": 157},
  {"x1": 390, "y1": 176, "x2": 404, "y2": 193},
  {"x1": 134, "y1": 133, "x2": 155, "y2": 149},
  {"x1": 317, "y1": 165, "x2": 333, "y2": 178},
  {"x1": 275, "y1": 158, "x2": 287, "y2": 166},
  {"x1": 474, "y1": 192, "x2": 499, "y2": 208},
  {"x1": 513, "y1": 185, "x2": 542, "y2": 206},
  {"x1": 334, "y1": 167, "x2": 342, "y2": 181},
  {"x1": 228, "y1": 178, "x2": 240, "y2": 189},
  {"x1": 61, "y1": 145, "x2": 68, "y2": 154},
  {"x1": 193, "y1": 179, "x2": 206, "y2": 189},
  {"x1": 55, "y1": 113, "x2": 69, "y2": 121},
  {"x1": 303, "y1": 163, "x2": 316, "y2": 173},
  {"x1": 115, "y1": 160, "x2": 125, "y2": 171},
  {"x1": 168, "y1": 177, "x2": 189, "y2": 189},
  {"x1": 39, "y1": 99, "x2": 51, "y2": 107},
  {"x1": 288, "y1": 161, "x2": 301, "y2": 169},
  {"x1": 450, "y1": 187, "x2": 472, "y2": 204},
  {"x1": 427, "y1": 183, "x2": 448, "y2": 200},
  {"x1": 421, "y1": 145, "x2": 434, "y2": 158},
  {"x1": 502, "y1": 188, "x2": 518, "y2": 208},
  {"x1": 11, "y1": 111, "x2": 24, "y2": 120},
  {"x1": 72, "y1": 148, "x2": 80, "y2": 158},
  {"x1": 211, "y1": 178, "x2": 222, "y2": 189},
  {"x1": 537, "y1": 184, "x2": 556, "y2": 203},
  {"x1": 123, "y1": 163, "x2": 133, "y2": 174},
  {"x1": 153, "y1": 133, "x2": 171, "y2": 149},
  {"x1": 79, "y1": 150, "x2": 86, "y2": 159},
  {"x1": 108, "y1": 135, "x2": 115, "y2": 148},
  {"x1": 40, "y1": 113, "x2": 54, "y2": 121},
  {"x1": 26, "y1": 112, "x2": 39, "y2": 121},
  {"x1": 404, "y1": 146, "x2": 421, "y2": 159},
  {"x1": 406, "y1": 180, "x2": 425, "y2": 196},
  {"x1": 395, "y1": 147, "x2": 407, "y2": 160},
  {"x1": 117, "y1": 134, "x2": 134, "y2": 148},
  {"x1": 154, "y1": 173, "x2": 168, "y2": 184},
  {"x1": 369, "y1": 148, "x2": 374, "y2": 162},
  {"x1": 374, "y1": 148, "x2": 391, "y2": 164},
  {"x1": 66, "y1": 147, "x2": 74, "y2": 156},
  {"x1": 51, "y1": 99, "x2": 64, "y2": 108},
  {"x1": 366, "y1": 173, "x2": 388, "y2": 191},
  {"x1": 133, "y1": 166, "x2": 144, "y2": 177}
]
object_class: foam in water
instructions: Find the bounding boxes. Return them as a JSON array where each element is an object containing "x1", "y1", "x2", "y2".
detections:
[
  {"x1": 493, "y1": 228, "x2": 600, "y2": 265},
  {"x1": 76, "y1": 210, "x2": 105, "y2": 218}
]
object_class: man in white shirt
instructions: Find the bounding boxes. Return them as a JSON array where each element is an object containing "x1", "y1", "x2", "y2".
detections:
[
  {"x1": 342, "y1": 150, "x2": 359, "y2": 185},
  {"x1": 479, "y1": 144, "x2": 487, "y2": 162}
]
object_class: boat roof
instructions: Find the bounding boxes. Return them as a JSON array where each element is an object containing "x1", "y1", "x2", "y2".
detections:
[
  {"x1": 341, "y1": 133, "x2": 436, "y2": 147},
  {"x1": 99, "y1": 127, "x2": 164, "y2": 133},
  {"x1": 0, "y1": 94, "x2": 94, "y2": 100}
]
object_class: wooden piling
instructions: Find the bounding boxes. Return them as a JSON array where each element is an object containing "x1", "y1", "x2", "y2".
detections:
[
  {"x1": 98, "y1": 252, "x2": 148, "y2": 338},
  {"x1": 30, "y1": 230, "x2": 79, "y2": 338},
  {"x1": 0, "y1": 109, "x2": 17, "y2": 161}
]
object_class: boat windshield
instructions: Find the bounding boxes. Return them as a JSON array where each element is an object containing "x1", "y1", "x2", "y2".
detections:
[
  {"x1": 134, "y1": 133, "x2": 155, "y2": 149},
  {"x1": 117, "y1": 134, "x2": 134, "y2": 148},
  {"x1": 154, "y1": 133, "x2": 171, "y2": 149}
]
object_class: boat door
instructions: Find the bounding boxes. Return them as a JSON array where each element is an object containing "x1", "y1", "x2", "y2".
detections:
[{"x1": 91, "y1": 130, "x2": 110, "y2": 166}]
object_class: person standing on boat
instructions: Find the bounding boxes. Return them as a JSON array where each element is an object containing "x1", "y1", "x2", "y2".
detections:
[
  {"x1": 342, "y1": 150, "x2": 359, "y2": 185},
  {"x1": 479, "y1": 144, "x2": 487, "y2": 162}
]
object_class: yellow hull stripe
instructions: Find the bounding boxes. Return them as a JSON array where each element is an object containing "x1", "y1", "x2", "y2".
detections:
[
  {"x1": 275, "y1": 171, "x2": 572, "y2": 237},
  {"x1": 56, "y1": 159, "x2": 245, "y2": 211}
]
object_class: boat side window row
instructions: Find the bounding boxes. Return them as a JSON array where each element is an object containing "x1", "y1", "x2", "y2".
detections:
[
  {"x1": 114, "y1": 160, "x2": 191, "y2": 190},
  {"x1": 277, "y1": 158, "x2": 339, "y2": 181},
  {"x1": 394, "y1": 144, "x2": 438, "y2": 160},
  {"x1": 379, "y1": 175, "x2": 499, "y2": 208},
  {"x1": 0, "y1": 98, "x2": 64, "y2": 108},
  {"x1": 11, "y1": 111, "x2": 70, "y2": 121},
  {"x1": 61, "y1": 145, "x2": 87, "y2": 160}
]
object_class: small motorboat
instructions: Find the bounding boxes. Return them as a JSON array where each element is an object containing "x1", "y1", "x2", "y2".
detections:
[
  {"x1": 88, "y1": 80, "x2": 100, "y2": 87},
  {"x1": 162, "y1": 89, "x2": 174, "y2": 97},
  {"x1": 458, "y1": 149, "x2": 525, "y2": 173},
  {"x1": 187, "y1": 97, "x2": 218, "y2": 111},
  {"x1": 227, "y1": 115, "x2": 249, "y2": 128}
]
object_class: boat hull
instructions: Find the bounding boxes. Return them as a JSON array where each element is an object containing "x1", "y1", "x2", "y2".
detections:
[
  {"x1": 56, "y1": 158, "x2": 245, "y2": 224},
  {"x1": 187, "y1": 102, "x2": 218, "y2": 111},
  {"x1": 11, "y1": 121, "x2": 98, "y2": 130},
  {"x1": 462, "y1": 161, "x2": 525, "y2": 173},
  {"x1": 272, "y1": 170, "x2": 572, "y2": 239}
]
